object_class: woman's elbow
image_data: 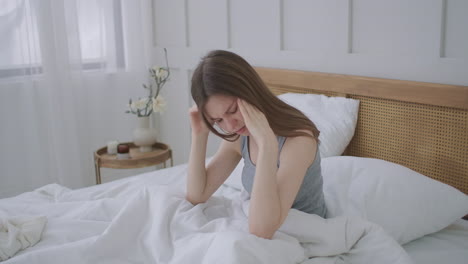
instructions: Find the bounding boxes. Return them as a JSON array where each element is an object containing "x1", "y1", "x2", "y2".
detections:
[
  {"x1": 249, "y1": 224, "x2": 276, "y2": 240},
  {"x1": 185, "y1": 194, "x2": 207, "y2": 205}
]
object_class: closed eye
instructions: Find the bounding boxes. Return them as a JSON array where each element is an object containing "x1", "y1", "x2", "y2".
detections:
[{"x1": 228, "y1": 106, "x2": 237, "y2": 115}]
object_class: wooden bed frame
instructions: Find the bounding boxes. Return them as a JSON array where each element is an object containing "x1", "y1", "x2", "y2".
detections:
[{"x1": 255, "y1": 67, "x2": 468, "y2": 200}]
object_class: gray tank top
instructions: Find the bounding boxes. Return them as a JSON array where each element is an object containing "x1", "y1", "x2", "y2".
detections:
[{"x1": 241, "y1": 136, "x2": 327, "y2": 217}]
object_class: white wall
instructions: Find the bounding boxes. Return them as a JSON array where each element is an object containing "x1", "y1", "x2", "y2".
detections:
[{"x1": 151, "y1": 0, "x2": 468, "y2": 165}]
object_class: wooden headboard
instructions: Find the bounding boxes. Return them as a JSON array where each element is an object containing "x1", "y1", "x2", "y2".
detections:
[{"x1": 255, "y1": 67, "x2": 468, "y2": 195}]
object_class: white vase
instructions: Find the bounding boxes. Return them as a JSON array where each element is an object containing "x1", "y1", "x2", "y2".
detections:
[{"x1": 133, "y1": 116, "x2": 157, "y2": 152}]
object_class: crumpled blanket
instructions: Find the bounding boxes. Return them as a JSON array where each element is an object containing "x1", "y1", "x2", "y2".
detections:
[
  {"x1": 0, "y1": 216, "x2": 47, "y2": 261},
  {"x1": 1, "y1": 183, "x2": 412, "y2": 264},
  {"x1": 0, "y1": 165, "x2": 413, "y2": 264}
]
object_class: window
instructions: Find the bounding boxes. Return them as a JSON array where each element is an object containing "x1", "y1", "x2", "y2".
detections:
[
  {"x1": 77, "y1": 0, "x2": 125, "y2": 70},
  {"x1": 0, "y1": 0, "x2": 125, "y2": 79},
  {"x1": 0, "y1": 0, "x2": 42, "y2": 78}
]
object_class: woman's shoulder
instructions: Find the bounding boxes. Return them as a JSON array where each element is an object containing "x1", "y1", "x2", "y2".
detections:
[
  {"x1": 281, "y1": 133, "x2": 318, "y2": 164},
  {"x1": 284, "y1": 134, "x2": 317, "y2": 149},
  {"x1": 284, "y1": 129, "x2": 317, "y2": 145}
]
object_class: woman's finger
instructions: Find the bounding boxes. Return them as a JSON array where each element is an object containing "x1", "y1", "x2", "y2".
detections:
[
  {"x1": 239, "y1": 99, "x2": 256, "y2": 117},
  {"x1": 238, "y1": 99, "x2": 249, "y2": 120},
  {"x1": 239, "y1": 99, "x2": 263, "y2": 122}
]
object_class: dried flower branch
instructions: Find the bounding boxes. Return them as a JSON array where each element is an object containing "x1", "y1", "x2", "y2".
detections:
[{"x1": 126, "y1": 48, "x2": 170, "y2": 117}]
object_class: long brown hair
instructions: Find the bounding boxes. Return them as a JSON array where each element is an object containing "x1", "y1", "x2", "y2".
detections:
[{"x1": 191, "y1": 50, "x2": 319, "y2": 142}]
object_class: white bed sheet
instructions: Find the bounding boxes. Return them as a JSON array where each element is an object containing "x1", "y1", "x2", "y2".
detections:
[{"x1": 404, "y1": 218, "x2": 468, "y2": 264}]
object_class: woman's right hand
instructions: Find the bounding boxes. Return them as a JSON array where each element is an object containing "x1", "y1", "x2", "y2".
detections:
[{"x1": 189, "y1": 105, "x2": 210, "y2": 136}]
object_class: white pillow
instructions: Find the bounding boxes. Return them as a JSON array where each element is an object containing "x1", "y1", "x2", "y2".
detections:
[
  {"x1": 278, "y1": 93, "x2": 359, "y2": 158},
  {"x1": 322, "y1": 156, "x2": 468, "y2": 245}
]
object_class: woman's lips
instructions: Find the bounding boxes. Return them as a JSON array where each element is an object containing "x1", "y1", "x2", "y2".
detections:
[{"x1": 236, "y1": 126, "x2": 246, "y2": 134}]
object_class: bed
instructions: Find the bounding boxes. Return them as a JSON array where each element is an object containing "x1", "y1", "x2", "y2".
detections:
[{"x1": 1, "y1": 67, "x2": 467, "y2": 264}]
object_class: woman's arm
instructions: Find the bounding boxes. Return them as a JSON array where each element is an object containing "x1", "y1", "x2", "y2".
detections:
[
  {"x1": 186, "y1": 131, "x2": 210, "y2": 204},
  {"x1": 250, "y1": 136, "x2": 317, "y2": 239},
  {"x1": 238, "y1": 100, "x2": 316, "y2": 239},
  {"x1": 248, "y1": 134, "x2": 281, "y2": 238},
  {"x1": 186, "y1": 106, "x2": 242, "y2": 205}
]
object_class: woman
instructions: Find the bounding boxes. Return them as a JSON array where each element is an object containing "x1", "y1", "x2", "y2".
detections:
[{"x1": 186, "y1": 50, "x2": 326, "y2": 239}]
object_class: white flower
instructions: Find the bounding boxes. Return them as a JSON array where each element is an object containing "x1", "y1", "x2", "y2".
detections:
[
  {"x1": 157, "y1": 68, "x2": 164, "y2": 78},
  {"x1": 151, "y1": 66, "x2": 161, "y2": 78},
  {"x1": 154, "y1": 67, "x2": 168, "y2": 80},
  {"x1": 152, "y1": 95, "x2": 167, "y2": 113},
  {"x1": 132, "y1": 97, "x2": 152, "y2": 111}
]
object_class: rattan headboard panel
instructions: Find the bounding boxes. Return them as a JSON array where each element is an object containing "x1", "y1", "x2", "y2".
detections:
[
  {"x1": 345, "y1": 95, "x2": 468, "y2": 194},
  {"x1": 257, "y1": 67, "x2": 468, "y2": 195}
]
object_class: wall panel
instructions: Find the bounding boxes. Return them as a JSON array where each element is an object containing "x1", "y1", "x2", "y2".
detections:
[
  {"x1": 187, "y1": 0, "x2": 229, "y2": 48},
  {"x1": 445, "y1": 0, "x2": 468, "y2": 58},
  {"x1": 229, "y1": 0, "x2": 280, "y2": 50},
  {"x1": 153, "y1": 0, "x2": 186, "y2": 47},
  {"x1": 282, "y1": 0, "x2": 347, "y2": 53},
  {"x1": 352, "y1": 0, "x2": 440, "y2": 57}
]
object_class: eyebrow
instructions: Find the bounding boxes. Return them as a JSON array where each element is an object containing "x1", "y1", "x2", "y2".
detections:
[{"x1": 208, "y1": 100, "x2": 236, "y2": 121}]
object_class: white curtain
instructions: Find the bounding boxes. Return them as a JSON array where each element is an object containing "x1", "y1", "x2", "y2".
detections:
[{"x1": 0, "y1": 0, "x2": 153, "y2": 198}]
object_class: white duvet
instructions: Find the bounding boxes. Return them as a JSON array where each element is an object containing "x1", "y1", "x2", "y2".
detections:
[{"x1": 0, "y1": 164, "x2": 412, "y2": 264}]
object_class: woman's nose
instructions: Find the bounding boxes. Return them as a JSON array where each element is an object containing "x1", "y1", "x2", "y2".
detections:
[{"x1": 224, "y1": 117, "x2": 237, "y2": 132}]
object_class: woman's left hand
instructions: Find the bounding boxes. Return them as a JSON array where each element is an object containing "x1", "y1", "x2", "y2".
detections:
[{"x1": 238, "y1": 99, "x2": 276, "y2": 146}]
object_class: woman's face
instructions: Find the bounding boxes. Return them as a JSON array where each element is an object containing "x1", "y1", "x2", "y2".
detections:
[{"x1": 204, "y1": 95, "x2": 249, "y2": 136}]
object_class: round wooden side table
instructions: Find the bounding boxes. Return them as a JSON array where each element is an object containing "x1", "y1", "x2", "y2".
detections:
[{"x1": 94, "y1": 142, "x2": 173, "y2": 184}]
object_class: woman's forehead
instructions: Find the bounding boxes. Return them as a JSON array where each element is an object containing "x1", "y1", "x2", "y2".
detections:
[{"x1": 204, "y1": 95, "x2": 236, "y2": 119}]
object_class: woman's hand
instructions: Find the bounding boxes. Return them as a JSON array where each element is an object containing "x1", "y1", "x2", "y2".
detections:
[
  {"x1": 189, "y1": 105, "x2": 210, "y2": 136},
  {"x1": 237, "y1": 99, "x2": 276, "y2": 146}
]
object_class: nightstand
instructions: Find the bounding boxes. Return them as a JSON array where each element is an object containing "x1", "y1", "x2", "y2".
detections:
[{"x1": 93, "y1": 142, "x2": 173, "y2": 184}]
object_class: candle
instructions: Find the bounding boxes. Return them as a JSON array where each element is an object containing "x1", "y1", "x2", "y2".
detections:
[
  {"x1": 107, "y1": 141, "x2": 119, "y2": 155},
  {"x1": 117, "y1": 144, "x2": 130, "y2": 153},
  {"x1": 117, "y1": 144, "x2": 130, "y2": 159}
]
